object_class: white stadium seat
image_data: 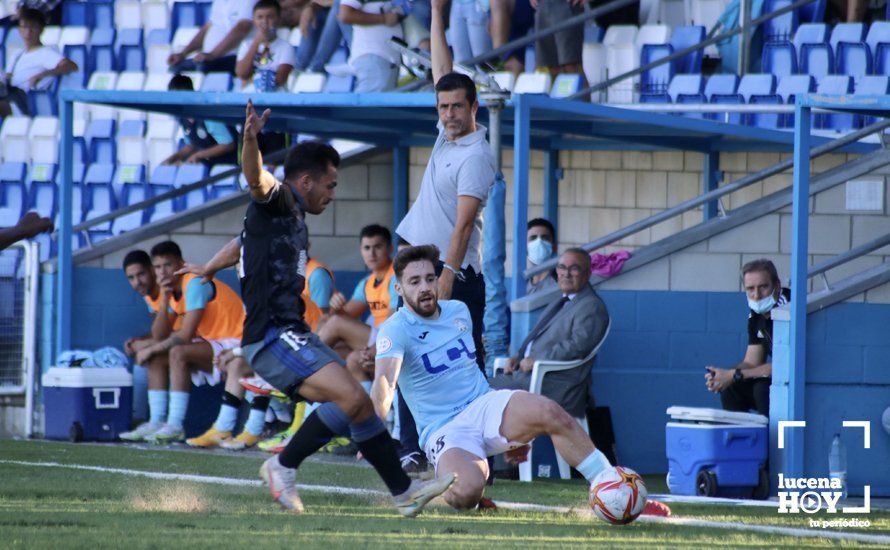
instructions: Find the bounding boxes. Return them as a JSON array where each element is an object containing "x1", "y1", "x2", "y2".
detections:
[
  {"x1": 41, "y1": 26, "x2": 62, "y2": 48},
  {"x1": 0, "y1": 117, "x2": 32, "y2": 163},
  {"x1": 116, "y1": 72, "x2": 148, "y2": 122},
  {"x1": 146, "y1": 119, "x2": 178, "y2": 172},
  {"x1": 491, "y1": 72, "x2": 516, "y2": 93},
  {"x1": 29, "y1": 117, "x2": 61, "y2": 164},
  {"x1": 172, "y1": 27, "x2": 200, "y2": 53},
  {"x1": 142, "y1": 0, "x2": 170, "y2": 33},
  {"x1": 86, "y1": 72, "x2": 120, "y2": 121},
  {"x1": 58, "y1": 26, "x2": 90, "y2": 50},
  {"x1": 603, "y1": 26, "x2": 638, "y2": 103},
  {"x1": 291, "y1": 73, "x2": 326, "y2": 93},
  {"x1": 513, "y1": 73, "x2": 553, "y2": 95},
  {"x1": 115, "y1": 0, "x2": 143, "y2": 29}
]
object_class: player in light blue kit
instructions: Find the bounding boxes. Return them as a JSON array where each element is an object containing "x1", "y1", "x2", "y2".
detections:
[{"x1": 372, "y1": 245, "x2": 616, "y2": 509}]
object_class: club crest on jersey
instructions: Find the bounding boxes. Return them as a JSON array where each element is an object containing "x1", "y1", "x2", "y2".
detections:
[
  {"x1": 378, "y1": 336, "x2": 392, "y2": 354},
  {"x1": 453, "y1": 318, "x2": 468, "y2": 333}
]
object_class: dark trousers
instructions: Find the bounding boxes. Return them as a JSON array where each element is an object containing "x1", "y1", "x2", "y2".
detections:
[
  {"x1": 171, "y1": 55, "x2": 237, "y2": 74},
  {"x1": 397, "y1": 264, "x2": 486, "y2": 458},
  {"x1": 721, "y1": 378, "x2": 771, "y2": 417}
]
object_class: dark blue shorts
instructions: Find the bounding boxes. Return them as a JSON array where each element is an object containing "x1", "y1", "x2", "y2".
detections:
[{"x1": 244, "y1": 326, "x2": 344, "y2": 399}]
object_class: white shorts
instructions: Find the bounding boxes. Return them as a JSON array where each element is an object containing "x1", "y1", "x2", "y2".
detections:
[
  {"x1": 189, "y1": 337, "x2": 240, "y2": 386},
  {"x1": 423, "y1": 390, "x2": 524, "y2": 473}
]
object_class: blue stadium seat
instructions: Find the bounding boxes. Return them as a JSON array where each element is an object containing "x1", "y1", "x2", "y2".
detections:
[
  {"x1": 63, "y1": 43, "x2": 89, "y2": 86},
  {"x1": 83, "y1": 164, "x2": 117, "y2": 228},
  {"x1": 172, "y1": 1, "x2": 203, "y2": 32},
  {"x1": 640, "y1": 93, "x2": 670, "y2": 103},
  {"x1": 323, "y1": 75, "x2": 355, "y2": 93},
  {"x1": 85, "y1": 119, "x2": 117, "y2": 165},
  {"x1": 793, "y1": 23, "x2": 829, "y2": 50},
  {"x1": 28, "y1": 81, "x2": 59, "y2": 116},
  {"x1": 749, "y1": 95, "x2": 782, "y2": 129},
  {"x1": 877, "y1": 44, "x2": 890, "y2": 76},
  {"x1": 112, "y1": 163, "x2": 147, "y2": 206},
  {"x1": 175, "y1": 163, "x2": 209, "y2": 210},
  {"x1": 737, "y1": 74, "x2": 777, "y2": 126},
  {"x1": 198, "y1": 0, "x2": 213, "y2": 24},
  {"x1": 762, "y1": 42, "x2": 797, "y2": 77},
  {"x1": 0, "y1": 26, "x2": 9, "y2": 69},
  {"x1": 703, "y1": 74, "x2": 739, "y2": 120},
  {"x1": 116, "y1": 28, "x2": 145, "y2": 72},
  {"x1": 112, "y1": 183, "x2": 149, "y2": 235},
  {"x1": 148, "y1": 165, "x2": 178, "y2": 222},
  {"x1": 798, "y1": 0, "x2": 825, "y2": 23},
  {"x1": 147, "y1": 28, "x2": 173, "y2": 48},
  {"x1": 854, "y1": 76, "x2": 889, "y2": 126},
  {"x1": 88, "y1": 27, "x2": 115, "y2": 74},
  {"x1": 91, "y1": 0, "x2": 115, "y2": 29},
  {"x1": 208, "y1": 164, "x2": 239, "y2": 199},
  {"x1": 670, "y1": 26, "x2": 706, "y2": 73},
  {"x1": 63, "y1": 1, "x2": 90, "y2": 26},
  {"x1": 668, "y1": 74, "x2": 706, "y2": 101},
  {"x1": 640, "y1": 44, "x2": 674, "y2": 94},
  {"x1": 816, "y1": 76, "x2": 854, "y2": 131},
  {"x1": 777, "y1": 74, "x2": 816, "y2": 128},
  {"x1": 865, "y1": 21, "x2": 890, "y2": 60},
  {"x1": 836, "y1": 42, "x2": 873, "y2": 81},
  {"x1": 829, "y1": 23, "x2": 866, "y2": 51},
  {"x1": 0, "y1": 162, "x2": 28, "y2": 223},
  {"x1": 763, "y1": 0, "x2": 798, "y2": 43},
  {"x1": 201, "y1": 72, "x2": 233, "y2": 92},
  {"x1": 799, "y1": 43, "x2": 833, "y2": 81},
  {"x1": 27, "y1": 163, "x2": 58, "y2": 220}
]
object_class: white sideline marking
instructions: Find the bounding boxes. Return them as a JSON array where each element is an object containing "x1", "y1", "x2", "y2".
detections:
[{"x1": 2, "y1": 459, "x2": 889, "y2": 546}]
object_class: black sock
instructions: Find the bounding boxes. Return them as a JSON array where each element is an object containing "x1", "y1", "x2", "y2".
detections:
[
  {"x1": 222, "y1": 390, "x2": 242, "y2": 408},
  {"x1": 356, "y1": 430, "x2": 412, "y2": 496},
  {"x1": 278, "y1": 411, "x2": 335, "y2": 469},
  {"x1": 250, "y1": 395, "x2": 270, "y2": 411}
]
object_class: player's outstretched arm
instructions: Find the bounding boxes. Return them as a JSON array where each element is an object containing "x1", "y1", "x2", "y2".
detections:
[
  {"x1": 176, "y1": 236, "x2": 241, "y2": 283},
  {"x1": 430, "y1": 0, "x2": 452, "y2": 85},
  {"x1": 242, "y1": 100, "x2": 277, "y2": 202},
  {"x1": 371, "y1": 356, "x2": 402, "y2": 421}
]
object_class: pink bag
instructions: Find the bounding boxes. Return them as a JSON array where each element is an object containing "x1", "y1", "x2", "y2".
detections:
[{"x1": 589, "y1": 250, "x2": 631, "y2": 278}]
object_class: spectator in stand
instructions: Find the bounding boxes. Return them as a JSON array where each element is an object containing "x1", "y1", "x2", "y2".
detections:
[
  {"x1": 235, "y1": 0, "x2": 296, "y2": 90},
  {"x1": 525, "y1": 218, "x2": 558, "y2": 295},
  {"x1": 0, "y1": 212, "x2": 52, "y2": 251},
  {"x1": 167, "y1": 0, "x2": 255, "y2": 73},
  {"x1": 449, "y1": 0, "x2": 492, "y2": 64},
  {"x1": 295, "y1": 0, "x2": 354, "y2": 75},
  {"x1": 338, "y1": 0, "x2": 404, "y2": 92},
  {"x1": 0, "y1": 1, "x2": 62, "y2": 27},
  {"x1": 531, "y1": 0, "x2": 584, "y2": 81},
  {"x1": 280, "y1": 0, "x2": 312, "y2": 27},
  {"x1": 490, "y1": 0, "x2": 535, "y2": 75},
  {"x1": 0, "y1": 8, "x2": 77, "y2": 116},
  {"x1": 163, "y1": 74, "x2": 239, "y2": 166}
]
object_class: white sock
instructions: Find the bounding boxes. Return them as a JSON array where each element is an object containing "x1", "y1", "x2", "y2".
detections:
[
  {"x1": 148, "y1": 390, "x2": 168, "y2": 425},
  {"x1": 167, "y1": 391, "x2": 189, "y2": 429}
]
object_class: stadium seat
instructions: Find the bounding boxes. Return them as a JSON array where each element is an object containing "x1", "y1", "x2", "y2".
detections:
[
  {"x1": 738, "y1": 73, "x2": 777, "y2": 99},
  {"x1": 201, "y1": 72, "x2": 233, "y2": 92},
  {"x1": 550, "y1": 74, "x2": 583, "y2": 98},
  {"x1": 29, "y1": 117, "x2": 61, "y2": 164},
  {"x1": 142, "y1": 0, "x2": 172, "y2": 33},
  {"x1": 323, "y1": 74, "x2": 356, "y2": 93},
  {"x1": 175, "y1": 163, "x2": 209, "y2": 210},
  {"x1": 143, "y1": 72, "x2": 173, "y2": 92},
  {"x1": 687, "y1": 0, "x2": 728, "y2": 31},
  {"x1": 876, "y1": 44, "x2": 890, "y2": 76},
  {"x1": 63, "y1": 1, "x2": 89, "y2": 26},
  {"x1": 865, "y1": 21, "x2": 890, "y2": 64},
  {"x1": 208, "y1": 164, "x2": 239, "y2": 199},
  {"x1": 85, "y1": 71, "x2": 119, "y2": 121},
  {"x1": 4, "y1": 27, "x2": 23, "y2": 69},
  {"x1": 198, "y1": 0, "x2": 213, "y2": 25},
  {"x1": 855, "y1": 76, "x2": 890, "y2": 126},
  {"x1": 0, "y1": 117, "x2": 31, "y2": 163},
  {"x1": 73, "y1": 119, "x2": 88, "y2": 163},
  {"x1": 172, "y1": 27, "x2": 201, "y2": 56},
  {"x1": 146, "y1": 28, "x2": 172, "y2": 73},
  {"x1": 670, "y1": 26, "x2": 706, "y2": 73},
  {"x1": 797, "y1": 0, "x2": 825, "y2": 23},
  {"x1": 83, "y1": 164, "x2": 117, "y2": 230},
  {"x1": 84, "y1": 119, "x2": 116, "y2": 165},
  {"x1": 114, "y1": 0, "x2": 143, "y2": 29},
  {"x1": 291, "y1": 73, "x2": 326, "y2": 93},
  {"x1": 815, "y1": 75, "x2": 854, "y2": 131},
  {"x1": 41, "y1": 25, "x2": 62, "y2": 48},
  {"x1": 668, "y1": 74, "x2": 706, "y2": 102},
  {"x1": 704, "y1": 74, "x2": 739, "y2": 100},
  {"x1": 603, "y1": 25, "x2": 637, "y2": 103},
  {"x1": 91, "y1": 0, "x2": 115, "y2": 29},
  {"x1": 148, "y1": 165, "x2": 178, "y2": 222},
  {"x1": 116, "y1": 28, "x2": 145, "y2": 72},
  {"x1": 27, "y1": 163, "x2": 58, "y2": 220},
  {"x1": 762, "y1": 0, "x2": 797, "y2": 43},
  {"x1": 112, "y1": 182, "x2": 149, "y2": 235},
  {"x1": 640, "y1": 44, "x2": 674, "y2": 95},
  {"x1": 799, "y1": 42, "x2": 833, "y2": 81},
  {"x1": 829, "y1": 23, "x2": 865, "y2": 51},
  {"x1": 112, "y1": 163, "x2": 147, "y2": 205},
  {"x1": 172, "y1": 1, "x2": 204, "y2": 32},
  {"x1": 88, "y1": 27, "x2": 116, "y2": 74},
  {"x1": 793, "y1": 23, "x2": 829, "y2": 50},
  {"x1": 115, "y1": 72, "x2": 147, "y2": 122},
  {"x1": 0, "y1": 162, "x2": 28, "y2": 223},
  {"x1": 836, "y1": 42, "x2": 873, "y2": 82},
  {"x1": 27, "y1": 80, "x2": 58, "y2": 117},
  {"x1": 634, "y1": 24, "x2": 671, "y2": 57},
  {"x1": 117, "y1": 120, "x2": 147, "y2": 166},
  {"x1": 762, "y1": 42, "x2": 797, "y2": 77},
  {"x1": 59, "y1": 26, "x2": 90, "y2": 86},
  {"x1": 147, "y1": 119, "x2": 179, "y2": 171},
  {"x1": 513, "y1": 73, "x2": 553, "y2": 95}
]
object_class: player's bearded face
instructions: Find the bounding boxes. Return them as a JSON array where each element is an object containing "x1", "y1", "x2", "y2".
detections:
[{"x1": 399, "y1": 261, "x2": 438, "y2": 317}]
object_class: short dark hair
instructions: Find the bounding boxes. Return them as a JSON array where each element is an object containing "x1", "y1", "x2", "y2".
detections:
[
  {"x1": 168, "y1": 73, "x2": 194, "y2": 91},
  {"x1": 150, "y1": 240, "x2": 183, "y2": 260},
  {"x1": 562, "y1": 247, "x2": 591, "y2": 273},
  {"x1": 19, "y1": 8, "x2": 45, "y2": 28},
  {"x1": 360, "y1": 224, "x2": 391, "y2": 243},
  {"x1": 122, "y1": 249, "x2": 152, "y2": 271},
  {"x1": 528, "y1": 218, "x2": 555, "y2": 241},
  {"x1": 283, "y1": 140, "x2": 341, "y2": 182},
  {"x1": 742, "y1": 259, "x2": 780, "y2": 287},
  {"x1": 435, "y1": 72, "x2": 477, "y2": 106},
  {"x1": 254, "y1": 0, "x2": 281, "y2": 14},
  {"x1": 393, "y1": 245, "x2": 440, "y2": 281}
]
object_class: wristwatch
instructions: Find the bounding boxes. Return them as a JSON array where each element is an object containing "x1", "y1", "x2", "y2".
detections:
[{"x1": 733, "y1": 368, "x2": 743, "y2": 383}]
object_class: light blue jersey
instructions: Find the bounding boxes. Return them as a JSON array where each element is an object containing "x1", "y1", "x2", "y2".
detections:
[{"x1": 376, "y1": 300, "x2": 491, "y2": 448}]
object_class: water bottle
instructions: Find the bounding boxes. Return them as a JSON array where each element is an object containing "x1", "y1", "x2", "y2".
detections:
[
  {"x1": 828, "y1": 434, "x2": 847, "y2": 499},
  {"x1": 253, "y1": 68, "x2": 276, "y2": 93}
]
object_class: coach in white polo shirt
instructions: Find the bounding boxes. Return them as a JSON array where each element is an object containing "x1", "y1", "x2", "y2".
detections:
[
  {"x1": 392, "y1": 0, "x2": 496, "y2": 470},
  {"x1": 168, "y1": 0, "x2": 255, "y2": 73}
]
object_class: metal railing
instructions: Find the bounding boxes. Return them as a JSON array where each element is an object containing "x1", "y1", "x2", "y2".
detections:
[
  {"x1": 524, "y1": 117, "x2": 890, "y2": 280},
  {"x1": 0, "y1": 240, "x2": 38, "y2": 436},
  {"x1": 808, "y1": 232, "x2": 890, "y2": 290}
]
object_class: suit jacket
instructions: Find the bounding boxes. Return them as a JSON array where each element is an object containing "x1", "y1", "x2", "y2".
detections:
[{"x1": 493, "y1": 283, "x2": 609, "y2": 417}]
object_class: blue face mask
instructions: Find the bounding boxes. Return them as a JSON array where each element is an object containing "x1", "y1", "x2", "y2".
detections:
[
  {"x1": 748, "y1": 294, "x2": 776, "y2": 315},
  {"x1": 527, "y1": 238, "x2": 553, "y2": 265}
]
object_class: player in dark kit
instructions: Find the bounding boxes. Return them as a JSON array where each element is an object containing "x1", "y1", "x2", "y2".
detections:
[{"x1": 200, "y1": 101, "x2": 454, "y2": 516}]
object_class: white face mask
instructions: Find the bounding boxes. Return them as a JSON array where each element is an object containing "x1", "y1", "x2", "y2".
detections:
[
  {"x1": 527, "y1": 238, "x2": 553, "y2": 265},
  {"x1": 748, "y1": 294, "x2": 776, "y2": 315}
]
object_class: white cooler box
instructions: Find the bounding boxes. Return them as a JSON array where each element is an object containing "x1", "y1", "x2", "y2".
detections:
[{"x1": 42, "y1": 367, "x2": 133, "y2": 441}]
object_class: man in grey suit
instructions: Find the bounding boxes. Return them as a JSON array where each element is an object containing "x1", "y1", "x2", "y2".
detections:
[{"x1": 490, "y1": 248, "x2": 610, "y2": 418}]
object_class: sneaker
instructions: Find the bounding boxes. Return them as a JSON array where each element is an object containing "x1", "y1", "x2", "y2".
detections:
[
  {"x1": 145, "y1": 424, "x2": 185, "y2": 444},
  {"x1": 119, "y1": 421, "x2": 162, "y2": 442},
  {"x1": 394, "y1": 473, "x2": 457, "y2": 518},
  {"x1": 476, "y1": 497, "x2": 498, "y2": 511},
  {"x1": 642, "y1": 499, "x2": 672, "y2": 517},
  {"x1": 400, "y1": 452, "x2": 432, "y2": 479},
  {"x1": 258, "y1": 428, "x2": 295, "y2": 453},
  {"x1": 185, "y1": 427, "x2": 232, "y2": 448},
  {"x1": 220, "y1": 431, "x2": 261, "y2": 451},
  {"x1": 320, "y1": 436, "x2": 352, "y2": 453},
  {"x1": 259, "y1": 456, "x2": 304, "y2": 513}
]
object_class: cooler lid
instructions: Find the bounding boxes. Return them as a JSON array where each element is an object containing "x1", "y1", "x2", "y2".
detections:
[
  {"x1": 42, "y1": 367, "x2": 133, "y2": 388},
  {"x1": 666, "y1": 406, "x2": 768, "y2": 426}
]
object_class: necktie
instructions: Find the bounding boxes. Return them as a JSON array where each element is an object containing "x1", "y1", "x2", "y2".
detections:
[{"x1": 527, "y1": 295, "x2": 570, "y2": 343}]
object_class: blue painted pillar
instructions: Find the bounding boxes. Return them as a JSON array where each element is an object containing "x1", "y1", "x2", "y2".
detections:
[
  {"x1": 544, "y1": 149, "x2": 561, "y2": 233},
  {"x1": 703, "y1": 150, "x2": 720, "y2": 220},
  {"x1": 786, "y1": 102, "x2": 810, "y2": 478},
  {"x1": 511, "y1": 96, "x2": 530, "y2": 301},
  {"x1": 56, "y1": 94, "x2": 74, "y2": 356},
  {"x1": 392, "y1": 145, "x2": 409, "y2": 244}
]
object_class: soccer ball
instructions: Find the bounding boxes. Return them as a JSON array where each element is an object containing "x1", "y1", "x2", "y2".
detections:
[{"x1": 589, "y1": 466, "x2": 648, "y2": 525}]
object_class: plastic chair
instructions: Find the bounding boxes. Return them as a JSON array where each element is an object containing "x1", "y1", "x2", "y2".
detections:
[
  {"x1": 836, "y1": 42, "x2": 872, "y2": 81},
  {"x1": 85, "y1": 119, "x2": 117, "y2": 164},
  {"x1": 114, "y1": 0, "x2": 143, "y2": 29},
  {"x1": 0, "y1": 117, "x2": 32, "y2": 163},
  {"x1": 815, "y1": 75, "x2": 854, "y2": 131},
  {"x1": 112, "y1": 183, "x2": 149, "y2": 235},
  {"x1": 762, "y1": 42, "x2": 797, "y2": 77},
  {"x1": 829, "y1": 23, "x2": 865, "y2": 51},
  {"x1": 27, "y1": 163, "x2": 58, "y2": 220},
  {"x1": 208, "y1": 164, "x2": 239, "y2": 199},
  {"x1": 201, "y1": 72, "x2": 233, "y2": 92},
  {"x1": 670, "y1": 25, "x2": 706, "y2": 73},
  {"x1": 291, "y1": 73, "x2": 326, "y2": 93},
  {"x1": 762, "y1": 0, "x2": 797, "y2": 43},
  {"x1": 799, "y1": 42, "x2": 833, "y2": 81},
  {"x1": 117, "y1": 120, "x2": 147, "y2": 166},
  {"x1": 513, "y1": 73, "x2": 553, "y2": 95},
  {"x1": 116, "y1": 28, "x2": 145, "y2": 72},
  {"x1": 855, "y1": 76, "x2": 890, "y2": 126},
  {"x1": 640, "y1": 44, "x2": 674, "y2": 95},
  {"x1": 112, "y1": 164, "x2": 147, "y2": 206},
  {"x1": 88, "y1": 27, "x2": 116, "y2": 74},
  {"x1": 172, "y1": 1, "x2": 203, "y2": 32},
  {"x1": 0, "y1": 162, "x2": 28, "y2": 222},
  {"x1": 174, "y1": 163, "x2": 209, "y2": 211},
  {"x1": 28, "y1": 117, "x2": 61, "y2": 164}
]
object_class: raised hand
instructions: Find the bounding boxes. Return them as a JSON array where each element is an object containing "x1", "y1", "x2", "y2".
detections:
[
  {"x1": 244, "y1": 99, "x2": 272, "y2": 141},
  {"x1": 175, "y1": 262, "x2": 216, "y2": 284}
]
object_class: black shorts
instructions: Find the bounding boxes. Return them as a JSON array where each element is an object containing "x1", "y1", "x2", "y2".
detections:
[{"x1": 535, "y1": 0, "x2": 583, "y2": 67}]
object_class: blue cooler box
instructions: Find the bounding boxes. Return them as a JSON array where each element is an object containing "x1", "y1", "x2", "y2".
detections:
[
  {"x1": 42, "y1": 367, "x2": 133, "y2": 441},
  {"x1": 665, "y1": 407, "x2": 769, "y2": 498}
]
